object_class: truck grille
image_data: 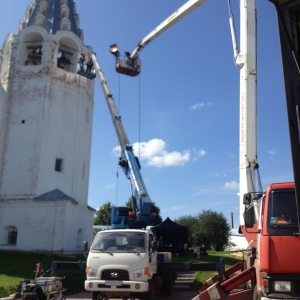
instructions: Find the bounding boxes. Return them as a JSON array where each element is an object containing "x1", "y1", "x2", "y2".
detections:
[{"x1": 101, "y1": 269, "x2": 129, "y2": 281}]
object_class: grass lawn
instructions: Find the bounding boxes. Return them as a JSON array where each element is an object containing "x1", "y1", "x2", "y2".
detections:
[{"x1": 0, "y1": 250, "x2": 243, "y2": 298}]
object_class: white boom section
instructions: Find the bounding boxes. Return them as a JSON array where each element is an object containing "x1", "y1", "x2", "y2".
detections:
[
  {"x1": 91, "y1": 54, "x2": 129, "y2": 148},
  {"x1": 236, "y1": 0, "x2": 259, "y2": 225},
  {"x1": 129, "y1": 0, "x2": 207, "y2": 59}
]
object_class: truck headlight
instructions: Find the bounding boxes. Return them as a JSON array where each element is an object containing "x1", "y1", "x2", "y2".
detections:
[
  {"x1": 274, "y1": 281, "x2": 291, "y2": 292},
  {"x1": 87, "y1": 267, "x2": 97, "y2": 278},
  {"x1": 133, "y1": 268, "x2": 145, "y2": 278}
]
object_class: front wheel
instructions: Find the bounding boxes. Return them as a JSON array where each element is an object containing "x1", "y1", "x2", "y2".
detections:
[
  {"x1": 142, "y1": 280, "x2": 155, "y2": 300},
  {"x1": 91, "y1": 291, "x2": 100, "y2": 300}
]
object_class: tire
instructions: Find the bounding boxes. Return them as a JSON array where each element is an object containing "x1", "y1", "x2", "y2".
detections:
[
  {"x1": 159, "y1": 279, "x2": 172, "y2": 296},
  {"x1": 142, "y1": 280, "x2": 155, "y2": 300},
  {"x1": 33, "y1": 286, "x2": 46, "y2": 300},
  {"x1": 91, "y1": 291, "x2": 100, "y2": 300}
]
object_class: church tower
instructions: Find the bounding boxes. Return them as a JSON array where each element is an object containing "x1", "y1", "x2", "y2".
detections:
[{"x1": 0, "y1": 0, "x2": 95, "y2": 252}]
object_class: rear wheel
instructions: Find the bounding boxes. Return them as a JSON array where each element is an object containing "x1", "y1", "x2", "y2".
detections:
[{"x1": 159, "y1": 279, "x2": 172, "y2": 296}]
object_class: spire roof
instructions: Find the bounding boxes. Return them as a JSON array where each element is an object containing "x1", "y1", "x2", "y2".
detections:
[{"x1": 20, "y1": 0, "x2": 83, "y2": 40}]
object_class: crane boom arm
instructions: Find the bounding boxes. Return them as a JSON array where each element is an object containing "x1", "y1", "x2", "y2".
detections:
[
  {"x1": 92, "y1": 53, "x2": 129, "y2": 148},
  {"x1": 129, "y1": 0, "x2": 207, "y2": 59},
  {"x1": 236, "y1": 0, "x2": 262, "y2": 228},
  {"x1": 110, "y1": 0, "x2": 207, "y2": 76},
  {"x1": 91, "y1": 53, "x2": 152, "y2": 228}
]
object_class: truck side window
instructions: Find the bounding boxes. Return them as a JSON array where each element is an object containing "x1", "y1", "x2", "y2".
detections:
[{"x1": 268, "y1": 189, "x2": 298, "y2": 235}]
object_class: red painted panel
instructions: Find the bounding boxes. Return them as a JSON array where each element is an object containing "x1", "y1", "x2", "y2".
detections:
[
  {"x1": 260, "y1": 235, "x2": 300, "y2": 273},
  {"x1": 260, "y1": 235, "x2": 269, "y2": 271}
]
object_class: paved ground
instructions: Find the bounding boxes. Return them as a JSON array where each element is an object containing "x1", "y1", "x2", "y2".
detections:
[
  {"x1": 68, "y1": 272, "x2": 201, "y2": 300},
  {"x1": 68, "y1": 289, "x2": 199, "y2": 300}
]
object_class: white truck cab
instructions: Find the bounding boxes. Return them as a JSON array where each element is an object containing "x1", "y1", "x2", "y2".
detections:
[{"x1": 85, "y1": 229, "x2": 163, "y2": 300}]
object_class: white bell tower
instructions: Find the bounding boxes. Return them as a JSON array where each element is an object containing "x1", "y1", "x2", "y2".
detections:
[{"x1": 0, "y1": 0, "x2": 96, "y2": 252}]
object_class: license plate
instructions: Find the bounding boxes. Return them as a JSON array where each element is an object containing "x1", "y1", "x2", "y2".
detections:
[{"x1": 105, "y1": 280, "x2": 122, "y2": 286}]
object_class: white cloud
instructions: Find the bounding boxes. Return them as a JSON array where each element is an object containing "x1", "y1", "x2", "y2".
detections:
[
  {"x1": 191, "y1": 149, "x2": 206, "y2": 161},
  {"x1": 162, "y1": 205, "x2": 188, "y2": 212},
  {"x1": 105, "y1": 183, "x2": 116, "y2": 190},
  {"x1": 189, "y1": 102, "x2": 205, "y2": 110},
  {"x1": 268, "y1": 149, "x2": 276, "y2": 155},
  {"x1": 113, "y1": 138, "x2": 205, "y2": 168},
  {"x1": 211, "y1": 173, "x2": 225, "y2": 178},
  {"x1": 224, "y1": 181, "x2": 239, "y2": 190},
  {"x1": 134, "y1": 139, "x2": 190, "y2": 167},
  {"x1": 133, "y1": 139, "x2": 166, "y2": 160},
  {"x1": 228, "y1": 152, "x2": 236, "y2": 158},
  {"x1": 189, "y1": 102, "x2": 212, "y2": 111},
  {"x1": 197, "y1": 149, "x2": 206, "y2": 158}
]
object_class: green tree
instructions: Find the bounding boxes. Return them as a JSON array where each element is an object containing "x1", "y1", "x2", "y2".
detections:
[
  {"x1": 195, "y1": 209, "x2": 231, "y2": 251},
  {"x1": 94, "y1": 201, "x2": 112, "y2": 225},
  {"x1": 176, "y1": 210, "x2": 231, "y2": 251},
  {"x1": 149, "y1": 201, "x2": 163, "y2": 225},
  {"x1": 175, "y1": 215, "x2": 198, "y2": 248}
]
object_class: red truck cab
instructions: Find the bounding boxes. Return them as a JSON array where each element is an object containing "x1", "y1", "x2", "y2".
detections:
[{"x1": 243, "y1": 182, "x2": 300, "y2": 299}]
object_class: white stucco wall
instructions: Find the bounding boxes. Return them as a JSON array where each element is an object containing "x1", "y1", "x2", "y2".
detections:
[
  {"x1": 0, "y1": 199, "x2": 94, "y2": 252},
  {"x1": 0, "y1": 23, "x2": 95, "y2": 252}
]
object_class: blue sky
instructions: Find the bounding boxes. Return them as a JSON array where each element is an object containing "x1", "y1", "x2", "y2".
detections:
[{"x1": 0, "y1": 0, "x2": 294, "y2": 229}]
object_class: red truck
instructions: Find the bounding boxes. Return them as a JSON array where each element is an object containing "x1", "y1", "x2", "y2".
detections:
[{"x1": 195, "y1": 1, "x2": 300, "y2": 299}]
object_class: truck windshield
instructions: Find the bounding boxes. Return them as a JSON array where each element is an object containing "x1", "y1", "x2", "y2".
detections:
[
  {"x1": 267, "y1": 188, "x2": 298, "y2": 235},
  {"x1": 91, "y1": 231, "x2": 146, "y2": 253}
]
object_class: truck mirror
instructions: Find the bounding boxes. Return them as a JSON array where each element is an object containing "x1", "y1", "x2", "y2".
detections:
[
  {"x1": 151, "y1": 241, "x2": 158, "y2": 252},
  {"x1": 243, "y1": 193, "x2": 252, "y2": 205},
  {"x1": 244, "y1": 205, "x2": 255, "y2": 228}
]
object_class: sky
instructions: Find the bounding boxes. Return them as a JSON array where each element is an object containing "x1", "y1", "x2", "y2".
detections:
[{"x1": 0, "y1": 0, "x2": 294, "y2": 229}]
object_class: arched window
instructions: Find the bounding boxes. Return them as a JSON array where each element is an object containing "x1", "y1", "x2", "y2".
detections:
[
  {"x1": 76, "y1": 229, "x2": 82, "y2": 247},
  {"x1": 22, "y1": 32, "x2": 44, "y2": 66},
  {"x1": 56, "y1": 37, "x2": 79, "y2": 72},
  {"x1": 6, "y1": 226, "x2": 18, "y2": 245}
]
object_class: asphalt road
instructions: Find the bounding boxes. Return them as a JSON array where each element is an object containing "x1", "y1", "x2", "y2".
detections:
[
  {"x1": 68, "y1": 273, "x2": 201, "y2": 300},
  {"x1": 68, "y1": 288, "x2": 200, "y2": 300}
]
